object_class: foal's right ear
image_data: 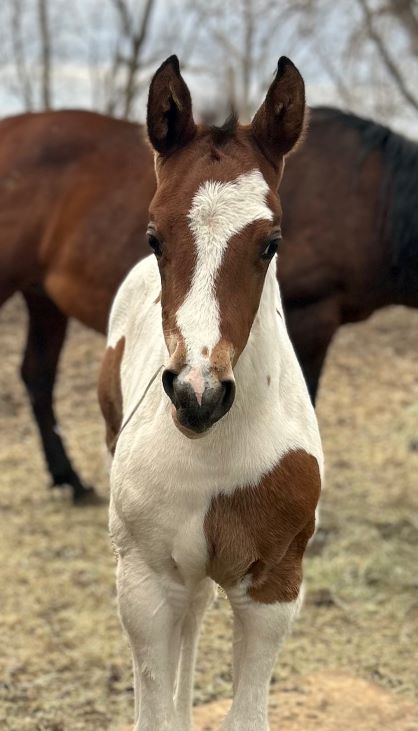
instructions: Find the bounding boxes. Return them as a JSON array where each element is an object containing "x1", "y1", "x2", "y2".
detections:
[{"x1": 147, "y1": 55, "x2": 196, "y2": 156}]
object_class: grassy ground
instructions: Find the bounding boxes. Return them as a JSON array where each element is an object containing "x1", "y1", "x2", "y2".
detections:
[{"x1": 0, "y1": 295, "x2": 417, "y2": 730}]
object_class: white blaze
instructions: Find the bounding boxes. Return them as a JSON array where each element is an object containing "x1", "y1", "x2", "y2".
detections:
[{"x1": 176, "y1": 169, "x2": 273, "y2": 363}]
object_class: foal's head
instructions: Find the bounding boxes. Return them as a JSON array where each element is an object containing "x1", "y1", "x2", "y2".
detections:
[{"x1": 146, "y1": 56, "x2": 305, "y2": 437}]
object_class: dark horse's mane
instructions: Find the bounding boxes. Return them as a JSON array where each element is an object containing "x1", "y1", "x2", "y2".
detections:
[{"x1": 314, "y1": 106, "x2": 418, "y2": 295}]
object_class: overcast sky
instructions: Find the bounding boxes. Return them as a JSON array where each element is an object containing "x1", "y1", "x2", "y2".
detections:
[{"x1": 0, "y1": 0, "x2": 416, "y2": 137}]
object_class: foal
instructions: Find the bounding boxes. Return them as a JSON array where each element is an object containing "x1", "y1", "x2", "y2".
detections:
[{"x1": 99, "y1": 56, "x2": 323, "y2": 731}]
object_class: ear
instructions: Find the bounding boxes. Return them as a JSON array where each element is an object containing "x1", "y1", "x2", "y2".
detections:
[
  {"x1": 147, "y1": 55, "x2": 196, "y2": 155},
  {"x1": 251, "y1": 57, "x2": 305, "y2": 165}
]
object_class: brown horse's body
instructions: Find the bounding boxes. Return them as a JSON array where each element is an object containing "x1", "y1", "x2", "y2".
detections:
[
  {"x1": 0, "y1": 110, "x2": 154, "y2": 328},
  {"x1": 281, "y1": 108, "x2": 418, "y2": 397},
  {"x1": 1, "y1": 107, "x2": 417, "y2": 499}
]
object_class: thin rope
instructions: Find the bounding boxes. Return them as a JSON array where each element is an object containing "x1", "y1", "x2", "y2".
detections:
[{"x1": 111, "y1": 363, "x2": 164, "y2": 452}]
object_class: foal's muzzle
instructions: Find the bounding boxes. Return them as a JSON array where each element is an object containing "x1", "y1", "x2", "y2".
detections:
[{"x1": 162, "y1": 367, "x2": 235, "y2": 435}]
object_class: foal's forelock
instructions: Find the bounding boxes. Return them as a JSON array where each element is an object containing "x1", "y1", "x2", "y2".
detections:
[{"x1": 175, "y1": 169, "x2": 274, "y2": 369}]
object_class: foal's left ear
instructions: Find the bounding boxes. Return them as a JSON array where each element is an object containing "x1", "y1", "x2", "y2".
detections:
[
  {"x1": 251, "y1": 57, "x2": 305, "y2": 165},
  {"x1": 147, "y1": 55, "x2": 196, "y2": 156}
]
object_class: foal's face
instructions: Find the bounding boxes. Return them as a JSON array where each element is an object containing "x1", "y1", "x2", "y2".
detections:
[
  {"x1": 149, "y1": 143, "x2": 282, "y2": 436},
  {"x1": 146, "y1": 56, "x2": 305, "y2": 436}
]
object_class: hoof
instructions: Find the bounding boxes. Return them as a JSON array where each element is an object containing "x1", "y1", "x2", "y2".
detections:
[
  {"x1": 72, "y1": 486, "x2": 106, "y2": 506},
  {"x1": 50, "y1": 474, "x2": 105, "y2": 506}
]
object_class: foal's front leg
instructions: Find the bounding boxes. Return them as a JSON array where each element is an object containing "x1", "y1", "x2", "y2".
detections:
[
  {"x1": 175, "y1": 578, "x2": 216, "y2": 729},
  {"x1": 222, "y1": 585, "x2": 303, "y2": 731},
  {"x1": 117, "y1": 554, "x2": 185, "y2": 731}
]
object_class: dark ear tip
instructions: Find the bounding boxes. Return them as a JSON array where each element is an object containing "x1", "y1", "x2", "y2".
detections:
[
  {"x1": 161, "y1": 54, "x2": 180, "y2": 74},
  {"x1": 152, "y1": 55, "x2": 181, "y2": 80},
  {"x1": 276, "y1": 56, "x2": 296, "y2": 75}
]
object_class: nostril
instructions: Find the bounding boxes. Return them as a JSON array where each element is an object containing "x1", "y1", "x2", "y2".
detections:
[
  {"x1": 205, "y1": 378, "x2": 235, "y2": 425},
  {"x1": 221, "y1": 379, "x2": 236, "y2": 412},
  {"x1": 162, "y1": 369, "x2": 177, "y2": 403}
]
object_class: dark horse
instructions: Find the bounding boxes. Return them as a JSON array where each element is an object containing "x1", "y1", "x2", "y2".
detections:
[{"x1": 0, "y1": 107, "x2": 417, "y2": 500}]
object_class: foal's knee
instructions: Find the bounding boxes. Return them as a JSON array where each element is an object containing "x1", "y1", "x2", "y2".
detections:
[
  {"x1": 230, "y1": 583, "x2": 304, "y2": 644},
  {"x1": 193, "y1": 578, "x2": 217, "y2": 614},
  {"x1": 116, "y1": 557, "x2": 173, "y2": 642}
]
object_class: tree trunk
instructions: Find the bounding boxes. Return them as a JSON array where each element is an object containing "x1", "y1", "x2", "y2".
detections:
[{"x1": 38, "y1": 0, "x2": 52, "y2": 109}]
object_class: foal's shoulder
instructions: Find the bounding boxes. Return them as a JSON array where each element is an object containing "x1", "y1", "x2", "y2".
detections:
[
  {"x1": 108, "y1": 255, "x2": 160, "y2": 345},
  {"x1": 100, "y1": 255, "x2": 161, "y2": 453}
]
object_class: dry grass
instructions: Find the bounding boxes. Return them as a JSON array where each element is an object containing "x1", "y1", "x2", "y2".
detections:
[{"x1": 0, "y1": 295, "x2": 417, "y2": 730}]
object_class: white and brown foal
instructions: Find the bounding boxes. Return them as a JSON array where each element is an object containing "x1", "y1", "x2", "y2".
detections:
[{"x1": 99, "y1": 55, "x2": 323, "y2": 731}]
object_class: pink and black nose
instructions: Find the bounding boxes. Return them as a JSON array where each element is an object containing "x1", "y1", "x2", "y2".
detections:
[{"x1": 162, "y1": 367, "x2": 235, "y2": 434}]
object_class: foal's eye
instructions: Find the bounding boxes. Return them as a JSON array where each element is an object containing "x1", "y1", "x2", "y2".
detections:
[
  {"x1": 146, "y1": 226, "x2": 163, "y2": 258},
  {"x1": 261, "y1": 234, "x2": 282, "y2": 261}
]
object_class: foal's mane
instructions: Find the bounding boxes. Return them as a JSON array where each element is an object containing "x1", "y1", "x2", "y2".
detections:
[
  {"x1": 208, "y1": 112, "x2": 239, "y2": 146},
  {"x1": 313, "y1": 106, "x2": 418, "y2": 297}
]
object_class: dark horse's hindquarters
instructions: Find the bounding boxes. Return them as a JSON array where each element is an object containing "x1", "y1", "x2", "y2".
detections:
[{"x1": 0, "y1": 107, "x2": 417, "y2": 499}]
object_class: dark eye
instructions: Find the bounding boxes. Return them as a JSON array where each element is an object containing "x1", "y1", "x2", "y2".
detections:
[
  {"x1": 261, "y1": 234, "x2": 282, "y2": 260},
  {"x1": 147, "y1": 226, "x2": 163, "y2": 258}
]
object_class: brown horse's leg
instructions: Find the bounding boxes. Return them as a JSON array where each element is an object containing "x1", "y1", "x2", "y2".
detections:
[
  {"x1": 299, "y1": 344, "x2": 331, "y2": 406},
  {"x1": 21, "y1": 288, "x2": 97, "y2": 503},
  {"x1": 285, "y1": 297, "x2": 340, "y2": 405}
]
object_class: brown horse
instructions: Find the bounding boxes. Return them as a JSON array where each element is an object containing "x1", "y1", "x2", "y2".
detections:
[
  {"x1": 0, "y1": 105, "x2": 417, "y2": 500},
  {"x1": 0, "y1": 111, "x2": 154, "y2": 500},
  {"x1": 281, "y1": 107, "x2": 418, "y2": 399}
]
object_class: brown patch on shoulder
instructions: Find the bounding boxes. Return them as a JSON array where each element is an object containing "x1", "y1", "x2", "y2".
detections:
[
  {"x1": 97, "y1": 336, "x2": 125, "y2": 454},
  {"x1": 154, "y1": 291, "x2": 161, "y2": 304},
  {"x1": 204, "y1": 449, "x2": 321, "y2": 603},
  {"x1": 201, "y1": 346, "x2": 209, "y2": 357},
  {"x1": 267, "y1": 375, "x2": 271, "y2": 386}
]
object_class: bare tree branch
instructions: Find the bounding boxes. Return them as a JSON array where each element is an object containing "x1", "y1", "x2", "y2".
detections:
[
  {"x1": 37, "y1": 0, "x2": 52, "y2": 109},
  {"x1": 112, "y1": 0, "x2": 131, "y2": 38},
  {"x1": 241, "y1": 0, "x2": 255, "y2": 119},
  {"x1": 10, "y1": 0, "x2": 33, "y2": 110},
  {"x1": 383, "y1": 0, "x2": 418, "y2": 57},
  {"x1": 105, "y1": 0, "x2": 155, "y2": 118},
  {"x1": 182, "y1": 0, "x2": 300, "y2": 119},
  {"x1": 314, "y1": 43, "x2": 354, "y2": 108},
  {"x1": 358, "y1": 0, "x2": 418, "y2": 112},
  {"x1": 122, "y1": 0, "x2": 154, "y2": 117}
]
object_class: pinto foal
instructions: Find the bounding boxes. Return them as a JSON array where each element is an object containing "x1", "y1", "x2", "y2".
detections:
[{"x1": 99, "y1": 55, "x2": 323, "y2": 731}]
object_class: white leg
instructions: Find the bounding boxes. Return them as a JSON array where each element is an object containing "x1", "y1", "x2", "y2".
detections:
[
  {"x1": 175, "y1": 579, "x2": 216, "y2": 729},
  {"x1": 222, "y1": 584, "x2": 303, "y2": 731},
  {"x1": 232, "y1": 611, "x2": 244, "y2": 695},
  {"x1": 117, "y1": 553, "x2": 187, "y2": 731},
  {"x1": 132, "y1": 656, "x2": 140, "y2": 724}
]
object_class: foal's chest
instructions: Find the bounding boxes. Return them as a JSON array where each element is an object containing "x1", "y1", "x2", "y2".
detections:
[
  {"x1": 111, "y1": 437, "x2": 214, "y2": 560},
  {"x1": 112, "y1": 432, "x2": 321, "y2": 598}
]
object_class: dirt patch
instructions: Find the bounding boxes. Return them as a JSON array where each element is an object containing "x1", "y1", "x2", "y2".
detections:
[
  {"x1": 0, "y1": 295, "x2": 417, "y2": 730},
  {"x1": 194, "y1": 672, "x2": 418, "y2": 731},
  {"x1": 117, "y1": 673, "x2": 418, "y2": 730}
]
